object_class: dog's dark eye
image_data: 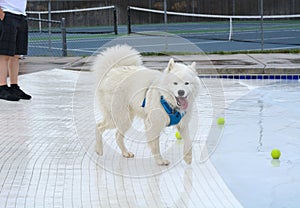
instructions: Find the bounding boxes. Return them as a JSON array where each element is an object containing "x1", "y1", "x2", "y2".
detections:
[
  {"x1": 173, "y1": 82, "x2": 178, "y2": 85},
  {"x1": 185, "y1": 82, "x2": 190, "y2": 85}
]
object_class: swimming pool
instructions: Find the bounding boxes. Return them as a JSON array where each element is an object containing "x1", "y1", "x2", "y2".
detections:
[{"x1": 211, "y1": 79, "x2": 300, "y2": 208}]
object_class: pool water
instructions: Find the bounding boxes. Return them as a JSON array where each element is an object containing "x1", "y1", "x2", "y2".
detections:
[{"x1": 211, "y1": 80, "x2": 300, "y2": 208}]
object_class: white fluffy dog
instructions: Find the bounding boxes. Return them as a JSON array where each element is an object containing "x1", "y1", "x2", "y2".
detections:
[{"x1": 93, "y1": 45, "x2": 200, "y2": 165}]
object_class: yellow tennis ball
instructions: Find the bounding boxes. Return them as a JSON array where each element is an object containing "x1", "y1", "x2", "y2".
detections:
[
  {"x1": 271, "y1": 149, "x2": 281, "y2": 159},
  {"x1": 175, "y1": 131, "x2": 182, "y2": 140},
  {"x1": 217, "y1": 117, "x2": 225, "y2": 125}
]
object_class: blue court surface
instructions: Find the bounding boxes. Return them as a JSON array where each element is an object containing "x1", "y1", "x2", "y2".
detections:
[{"x1": 28, "y1": 20, "x2": 300, "y2": 56}]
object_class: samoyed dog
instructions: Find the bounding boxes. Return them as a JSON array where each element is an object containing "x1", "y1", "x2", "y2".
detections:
[{"x1": 93, "y1": 45, "x2": 200, "y2": 165}]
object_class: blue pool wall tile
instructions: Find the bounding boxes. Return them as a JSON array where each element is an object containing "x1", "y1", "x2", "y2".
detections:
[{"x1": 198, "y1": 74, "x2": 300, "y2": 80}]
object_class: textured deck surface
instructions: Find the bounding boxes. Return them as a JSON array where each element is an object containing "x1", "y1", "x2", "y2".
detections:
[{"x1": 0, "y1": 68, "x2": 247, "y2": 208}]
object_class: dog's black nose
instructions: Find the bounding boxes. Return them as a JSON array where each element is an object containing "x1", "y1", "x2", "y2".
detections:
[{"x1": 178, "y1": 90, "x2": 185, "y2": 97}]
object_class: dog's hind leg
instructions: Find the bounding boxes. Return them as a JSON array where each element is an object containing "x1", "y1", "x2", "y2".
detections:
[
  {"x1": 116, "y1": 130, "x2": 134, "y2": 158},
  {"x1": 115, "y1": 110, "x2": 135, "y2": 158},
  {"x1": 95, "y1": 118, "x2": 114, "y2": 156}
]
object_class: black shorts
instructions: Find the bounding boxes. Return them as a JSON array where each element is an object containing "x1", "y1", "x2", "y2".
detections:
[{"x1": 0, "y1": 12, "x2": 28, "y2": 56}]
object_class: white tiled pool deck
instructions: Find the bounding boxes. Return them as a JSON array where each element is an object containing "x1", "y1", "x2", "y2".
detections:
[
  {"x1": 0, "y1": 66, "x2": 251, "y2": 208},
  {"x1": 1, "y1": 61, "x2": 300, "y2": 208}
]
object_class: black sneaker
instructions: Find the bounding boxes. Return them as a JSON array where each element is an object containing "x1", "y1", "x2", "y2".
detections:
[
  {"x1": 10, "y1": 84, "x2": 32, "y2": 100},
  {"x1": 0, "y1": 85, "x2": 20, "y2": 101}
]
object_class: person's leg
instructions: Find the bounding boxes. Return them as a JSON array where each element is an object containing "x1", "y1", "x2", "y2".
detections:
[
  {"x1": 0, "y1": 12, "x2": 20, "y2": 101},
  {"x1": 9, "y1": 55, "x2": 31, "y2": 99},
  {"x1": 8, "y1": 55, "x2": 20, "y2": 85},
  {"x1": 9, "y1": 15, "x2": 31, "y2": 100},
  {"x1": 0, "y1": 55, "x2": 9, "y2": 86}
]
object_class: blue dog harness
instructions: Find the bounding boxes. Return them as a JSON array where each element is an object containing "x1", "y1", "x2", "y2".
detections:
[{"x1": 141, "y1": 96, "x2": 185, "y2": 126}]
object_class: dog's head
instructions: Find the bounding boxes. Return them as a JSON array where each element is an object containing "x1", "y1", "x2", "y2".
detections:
[{"x1": 161, "y1": 58, "x2": 199, "y2": 112}]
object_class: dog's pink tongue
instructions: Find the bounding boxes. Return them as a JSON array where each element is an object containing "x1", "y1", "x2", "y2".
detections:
[{"x1": 178, "y1": 97, "x2": 188, "y2": 110}]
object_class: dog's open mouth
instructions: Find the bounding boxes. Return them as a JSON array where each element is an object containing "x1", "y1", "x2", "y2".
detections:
[{"x1": 176, "y1": 96, "x2": 188, "y2": 110}]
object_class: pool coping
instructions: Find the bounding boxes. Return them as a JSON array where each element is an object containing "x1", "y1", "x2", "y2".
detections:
[{"x1": 20, "y1": 53, "x2": 300, "y2": 75}]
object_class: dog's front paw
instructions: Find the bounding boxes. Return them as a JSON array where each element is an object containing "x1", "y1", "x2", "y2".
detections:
[
  {"x1": 156, "y1": 158, "x2": 170, "y2": 166},
  {"x1": 184, "y1": 155, "x2": 192, "y2": 164},
  {"x1": 122, "y1": 151, "x2": 135, "y2": 158}
]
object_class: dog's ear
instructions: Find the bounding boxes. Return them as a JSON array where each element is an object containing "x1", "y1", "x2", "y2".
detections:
[
  {"x1": 166, "y1": 58, "x2": 175, "y2": 72},
  {"x1": 190, "y1": 61, "x2": 196, "y2": 72}
]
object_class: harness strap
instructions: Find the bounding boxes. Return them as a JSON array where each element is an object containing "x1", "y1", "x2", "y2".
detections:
[
  {"x1": 160, "y1": 96, "x2": 185, "y2": 126},
  {"x1": 141, "y1": 98, "x2": 146, "y2": 108},
  {"x1": 141, "y1": 96, "x2": 185, "y2": 126}
]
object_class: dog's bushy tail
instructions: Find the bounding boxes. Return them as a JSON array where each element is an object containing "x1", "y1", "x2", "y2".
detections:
[{"x1": 92, "y1": 44, "x2": 142, "y2": 84}]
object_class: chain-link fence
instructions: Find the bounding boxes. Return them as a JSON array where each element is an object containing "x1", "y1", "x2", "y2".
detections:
[
  {"x1": 26, "y1": 1, "x2": 300, "y2": 56},
  {"x1": 27, "y1": 6, "x2": 117, "y2": 57},
  {"x1": 28, "y1": 17, "x2": 66, "y2": 56}
]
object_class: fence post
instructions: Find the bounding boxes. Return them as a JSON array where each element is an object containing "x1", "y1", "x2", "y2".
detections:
[
  {"x1": 61, "y1": 18, "x2": 67, "y2": 57},
  {"x1": 127, "y1": 6, "x2": 131, "y2": 34},
  {"x1": 260, "y1": 0, "x2": 264, "y2": 51},
  {"x1": 38, "y1": 13, "x2": 42, "y2": 33},
  {"x1": 48, "y1": 0, "x2": 52, "y2": 51},
  {"x1": 229, "y1": 17, "x2": 233, "y2": 41},
  {"x1": 113, "y1": 7, "x2": 118, "y2": 35}
]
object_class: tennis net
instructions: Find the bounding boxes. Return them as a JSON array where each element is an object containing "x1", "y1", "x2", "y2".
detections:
[{"x1": 127, "y1": 6, "x2": 300, "y2": 49}]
